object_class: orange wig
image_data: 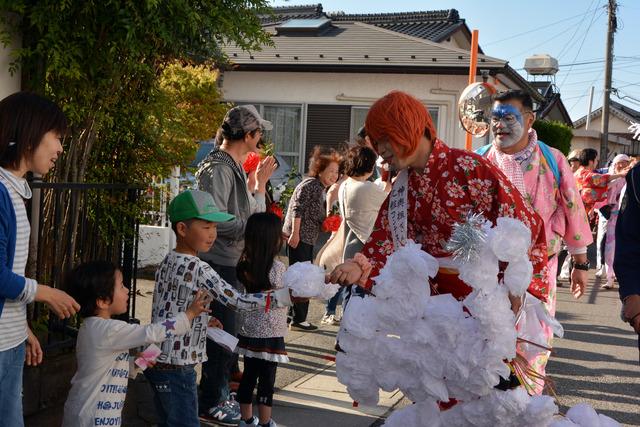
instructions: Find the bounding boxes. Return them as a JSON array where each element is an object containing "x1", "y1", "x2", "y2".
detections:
[{"x1": 365, "y1": 91, "x2": 437, "y2": 158}]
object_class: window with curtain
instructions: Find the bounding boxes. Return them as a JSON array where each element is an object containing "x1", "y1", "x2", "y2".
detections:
[{"x1": 261, "y1": 104, "x2": 303, "y2": 170}]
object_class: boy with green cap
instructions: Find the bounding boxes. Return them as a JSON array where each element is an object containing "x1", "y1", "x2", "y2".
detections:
[{"x1": 145, "y1": 190, "x2": 291, "y2": 427}]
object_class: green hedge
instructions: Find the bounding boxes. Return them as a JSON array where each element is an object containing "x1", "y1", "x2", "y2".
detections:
[{"x1": 532, "y1": 120, "x2": 573, "y2": 155}]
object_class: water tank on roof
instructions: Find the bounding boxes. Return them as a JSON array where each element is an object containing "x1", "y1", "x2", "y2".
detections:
[{"x1": 524, "y1": 54, "x2": 559, "y2": 76}]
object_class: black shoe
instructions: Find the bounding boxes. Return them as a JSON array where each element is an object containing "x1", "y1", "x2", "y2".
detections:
[{"x1": 290, "y1": 321, "x2": 318, "y2": 331}]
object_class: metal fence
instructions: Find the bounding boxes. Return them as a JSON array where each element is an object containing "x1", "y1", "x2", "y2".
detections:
[{"x1": 26, "y1": 180, "x2": 144, "y2": 351}]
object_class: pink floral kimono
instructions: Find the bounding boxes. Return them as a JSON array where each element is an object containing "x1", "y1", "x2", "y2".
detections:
[{"x1": 485, "y1": 130, "x2": 592, "y2": 393}]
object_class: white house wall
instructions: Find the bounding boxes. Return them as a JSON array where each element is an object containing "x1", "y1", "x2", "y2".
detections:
[
  {"x1": 221, "y1": 70, "x2": 499, "y2": 150},
  {"x1": 576, "y1": 114, "x2": 633, "y2": 133}
]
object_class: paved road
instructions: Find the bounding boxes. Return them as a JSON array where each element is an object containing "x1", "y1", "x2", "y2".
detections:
[
  {"x1": 548, "y1": 275, "x2": 640, "y2": 426},
  {"x1": 132, "y1": 268, "x2": 640, "y2": 426}
]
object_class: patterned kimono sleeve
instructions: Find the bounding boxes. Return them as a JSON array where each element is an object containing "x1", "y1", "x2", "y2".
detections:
[
  {"x1": 478, "y1": 164, "x2": 549, "y2": 302},
  {"x1": 556, "y1": 153, "x2": 593, "y2": 249},
  {"x1": 197, "y1": 262, "x2": 289, "y2": 310},
  {"x1": 584, "y1": 171, "x2": 612, "y2": 189}
]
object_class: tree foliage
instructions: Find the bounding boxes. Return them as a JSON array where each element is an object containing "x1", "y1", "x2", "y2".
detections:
[
  {"x1": 532, "y1": 120, "x2": 573, "y2": 156},
  {"x1": 0, "y1": 0, "x2": 272, "y2": 182}
]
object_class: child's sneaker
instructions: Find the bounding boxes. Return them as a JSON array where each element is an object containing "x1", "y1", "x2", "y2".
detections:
[
  {"x1": 239, "y1": 417, "x2": 259, "y2": 426},
  {"x1": 259, "y1": 420, "x2": 278, "y2": 427},
  {"x1": 199, "y1": 400, "x2": 241, "y2": 426},
  {"x1": 321, "y1": 314, "x2": 338, "y2": 325}
]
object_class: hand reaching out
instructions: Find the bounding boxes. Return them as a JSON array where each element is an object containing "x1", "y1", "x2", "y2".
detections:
[
  {"x1": 208, "y1": 317, "x2": 223, "y2": 329},
  {"x1": 186, "y1": 290, "x2": 212, "y2": 321}
]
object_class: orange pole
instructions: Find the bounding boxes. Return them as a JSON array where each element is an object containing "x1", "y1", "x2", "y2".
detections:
[{"x1": 465, "y1": 29, "x2": 479, "y2": 151}]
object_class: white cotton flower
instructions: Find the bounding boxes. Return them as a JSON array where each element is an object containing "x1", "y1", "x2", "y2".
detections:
[
  {"x1": 282, "y1": 261, "x2": 335, "y2": 298},
  {"x1": 598, "y1": 414, "x2": 622, "y2": 427},
  {"x1": 488, "y1": 217, "x2": 531, "y2": 263},
  {"x1": 332, "y1": 217, "x2": 620, "y2": 427},
  {"x1": 384, "y1": 400, "x2": 442, "y2": 427},
  {"x1": 503, "y1": 258, "x2": 534, "y2": 296},
  {"x1": 335, "y1": 351, "x2": 379, "y2": 406},
  {"x1": 318, "y1": 283, "x2": 342, "y2": 300},
  {"x1": 549, "y1": 420, "x2": 580, "y2": 427},
  {"x1": 523, "y1": 395, "x2": 559, "y2": 426},
  {"x1": 340, "y1": 295, "x2": 378, "y2": 339},
  {"x1": 457, "y1": 247, "x2": 500, "y2": 291},
  {"x1": 566, "y1": 404, "x2": 603, "y2": 426}
]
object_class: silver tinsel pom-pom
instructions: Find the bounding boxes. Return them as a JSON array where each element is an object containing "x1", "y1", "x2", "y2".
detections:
[{"x1": 443, "y1": 212, "x2": 489, "y2": 264}]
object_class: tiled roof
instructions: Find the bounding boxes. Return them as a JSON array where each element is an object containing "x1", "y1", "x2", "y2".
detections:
[
  {"x1": 574, "y1": 100, "x2": 640, "y2": 128},
  {"x1": 260, "y1": 4, "x2": 324, "y2": 25},
  {"x1": 225, "y1": 22, "x2": 506, "y2": 72},
  {"x1": 260, "y1": 5, "x2": 465, "y2": 43},
  {"x1": 329, "y1": 9, "x2": 463, "y2": 42}
]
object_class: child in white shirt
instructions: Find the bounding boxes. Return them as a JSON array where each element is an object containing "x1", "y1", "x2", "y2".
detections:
[
  {"x1": 62, "y1": 261, "x2": 211, "y2": 427},
  {"x1": 145, "y1": 190, "x2": 291, "y2": 427}
]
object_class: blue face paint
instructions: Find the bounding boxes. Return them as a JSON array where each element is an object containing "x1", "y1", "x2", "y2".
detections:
[
  {"x1": 491, "y1": 103, "x2": 525, "y2": 149},
  {"x1": 491, "y1": 104, "x2": 523, "y2": 125}
]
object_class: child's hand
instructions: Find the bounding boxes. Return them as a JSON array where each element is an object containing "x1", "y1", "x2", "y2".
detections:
[
  {"x1": 186, "y1": 290, "x2": 211, "y2": 321},
  {"x1": 208, "y1": 317, "x2": 223, "y2": 329}
]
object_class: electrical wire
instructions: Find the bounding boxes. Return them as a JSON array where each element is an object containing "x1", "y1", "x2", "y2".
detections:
[
  {"x1": 556, "y1": 0, "x2": 600, "y2": 59},
  {"x1": 559, "y1": 6, "x2": 606, "y2": 87},
  {"x1": 483, "y1": 7, "x2": 603, "y2": 46}
]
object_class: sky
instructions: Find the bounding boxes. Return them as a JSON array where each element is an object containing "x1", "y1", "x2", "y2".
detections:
[{"x1": 270, "y1": 0, "x2": 640, "y2": 122}]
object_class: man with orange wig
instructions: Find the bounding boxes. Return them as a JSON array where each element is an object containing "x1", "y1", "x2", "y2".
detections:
[{"x1": 329, "y1": 91, "x2": 549, "y2": 394}]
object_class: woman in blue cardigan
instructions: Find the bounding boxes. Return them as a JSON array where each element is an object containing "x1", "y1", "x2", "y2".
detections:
[{"x1": 0, "y1": 92, "x2": 80, "y2": 426}]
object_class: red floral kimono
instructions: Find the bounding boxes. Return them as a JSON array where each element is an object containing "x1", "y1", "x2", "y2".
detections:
[
  {"x1": 361, "y1": 139, "x2": 549, "y2": 302},
  {"x1": 574, "y1": 166, "x2": 612, "y2": 215}
]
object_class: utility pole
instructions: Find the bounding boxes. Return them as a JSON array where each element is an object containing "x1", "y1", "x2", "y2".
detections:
[{"x1": 600, "y1": 0, "x2": 617, "y2": 166}]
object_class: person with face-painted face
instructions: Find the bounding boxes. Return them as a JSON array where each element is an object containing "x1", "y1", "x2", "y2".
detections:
[
  {"x1": 478, "y1": 90, "x2": 593, "y2": 394},
  {"x1": 328, "y1": 91, "x2": 550, "y2": 400}
]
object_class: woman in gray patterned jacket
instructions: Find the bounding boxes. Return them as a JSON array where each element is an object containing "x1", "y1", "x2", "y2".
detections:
[{"x1": 282, "y1": 146, "x2": 341, "y2": 330}]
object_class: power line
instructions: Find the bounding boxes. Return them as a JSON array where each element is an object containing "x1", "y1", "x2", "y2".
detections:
[
  {"x1": 559, "y1": 6, "x2": 605, "y2": 87},
  {"x1": 483, "y1": 7, "x2": 602, "y2": 46},
  {"x1": 556, "y1": 0, "x2": 600, "y2": 59},
  {"x1": 507, "y1": 25, "x2": 578, "y2": 60}
]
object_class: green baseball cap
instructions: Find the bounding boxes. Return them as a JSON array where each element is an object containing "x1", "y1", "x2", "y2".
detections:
[{"x1": 168, "y1": 190, "x2": 234, "y2": 223}]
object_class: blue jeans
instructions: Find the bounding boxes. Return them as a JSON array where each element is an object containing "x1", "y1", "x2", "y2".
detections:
[
  {"x1": 0, "y1": 342, "x2": 26, "y2": 427},
  {"x1": 325, "y1": 288, "x2": 344, "y2": 315},
  {"x1": 199, "y1": 262, "x2": 239, "y2": 410},
  {"x1": 145, "y1": 365, "x2": 199, "y2": 427}
]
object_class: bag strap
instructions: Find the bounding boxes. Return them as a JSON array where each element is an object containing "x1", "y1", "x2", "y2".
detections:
[
  {"x1": 537, "y1": 141, "x2": 561, "y2": 187},
  {"x1": 475, "y1": 143, "x2": 492, "y2": 156}
]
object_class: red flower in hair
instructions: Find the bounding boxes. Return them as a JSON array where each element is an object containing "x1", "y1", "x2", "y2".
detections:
[
  {"x1": 268, "y1": 202, "x2": 284, "y2": 219},
  {"x1": 322, "y1": 214, "x2": 342, "y2": 232},
  {"x1": 243, "y1": 152, "x2": 260, "y2": 173}
]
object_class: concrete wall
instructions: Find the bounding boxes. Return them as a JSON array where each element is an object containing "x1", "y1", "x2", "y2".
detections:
[
  {"x1": 578, "y1": 113, "x2": 633, "y2": 134},
  {"x1": 138, "y1": 225, "x2": 173, "y2": 268},
  {"x1": 571, "y1": 130, "x2": 632, "y2": 160},
  {"x1": 221, "y1": 71, "x2": 511, "y2": 152},
  {"x1": 0, "y1": 27, "x2": 21, "y2": 98}
]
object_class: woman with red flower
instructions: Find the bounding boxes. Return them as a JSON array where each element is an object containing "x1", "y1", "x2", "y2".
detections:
[{"x1": 282, "y1": 146, "x2": 341, "y2": 330}]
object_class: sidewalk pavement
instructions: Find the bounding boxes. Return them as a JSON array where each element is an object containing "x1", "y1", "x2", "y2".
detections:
[
  {"x1": 132, "y1": 280, "x2": 405, "y2": 427},
  {"x1": 271, "y1": 355, "x2": 403, "y2": 427}
]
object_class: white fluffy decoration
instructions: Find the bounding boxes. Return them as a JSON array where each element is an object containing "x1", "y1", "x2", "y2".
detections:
[
  {"x1": 487, "y1": 217, "x2": 532, "y2": 263},
  {"x1": 328, "y1": 217, "x2": 620, "y2": 427},
  {"x1": 282, "y1": 261, "x2": 340, "y2": 299}
]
